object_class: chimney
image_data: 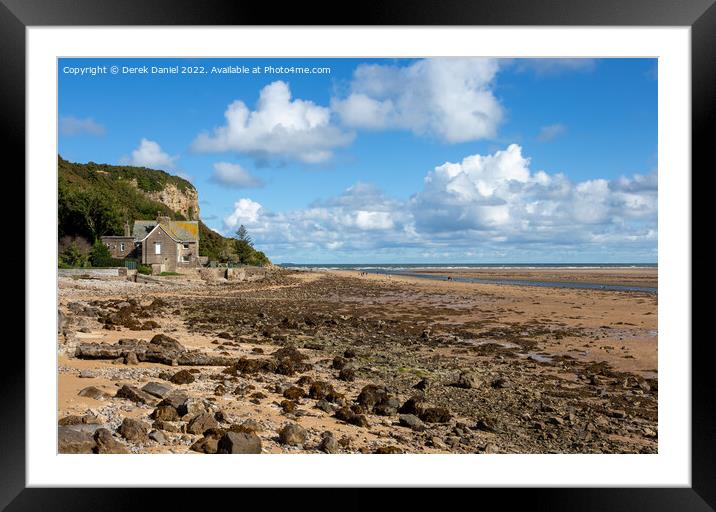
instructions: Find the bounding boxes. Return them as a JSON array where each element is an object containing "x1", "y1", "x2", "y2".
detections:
[{"x1": 124, "y1": 220, "x2": 130, "y2": 237}]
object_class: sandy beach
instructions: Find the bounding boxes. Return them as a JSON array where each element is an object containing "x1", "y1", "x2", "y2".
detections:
[{"x1": 58, "y1": 267, "x2": 658, "y2": 454}]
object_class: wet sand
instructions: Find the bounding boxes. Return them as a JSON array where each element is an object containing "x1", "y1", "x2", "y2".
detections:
[{"x1": 402, "y1": 267, "x2": 657, "y2": 289}]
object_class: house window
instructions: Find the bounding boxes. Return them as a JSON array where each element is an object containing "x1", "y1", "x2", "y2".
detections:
[
  {"x1": 155, "y1": 242, "x2": 161, "y2": 255},
  {"x1": 182, "y1": 255, "x2": 191, "y2": 262},
  {"x1": 120, "y1": 242, "x2": 125, "y2": 251},
  {"x1": 183, "y1": 243, "x2": 190, "y2": 249}
]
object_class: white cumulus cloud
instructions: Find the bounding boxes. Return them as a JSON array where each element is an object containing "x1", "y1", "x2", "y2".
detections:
[
  {"x1": 216, "y1": 145, "x2": 657, "y2": 262},
  {"x1": 331, "y1": 58, "x2": 503, "y2": 143},
  {"x1": 193, "y1": 81, "x2": 354, "y2": 164},
  {"x1": 224, "y1": 198, "x2": 263, "y2": 229},
  {"x1": 121, "y1": 138, "x2": 178, "y2": 170},
  {"x1": 210, "y1": 162, "x2": 264, "y2": 189}
]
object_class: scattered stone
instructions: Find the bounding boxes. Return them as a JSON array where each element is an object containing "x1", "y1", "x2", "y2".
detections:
[
  {"x1": 94, "y1": 428, "x2": 130, "y2": 454},
  {"x1": 455, "y1": 371, "x2": 483, "y2": 389},
  {"x1": 186, "y1": 412, "x2": 219, "y2": 435},
  {"x1": 283, "y1": 386, "x2": 306, "y2": 400},
  {"x1": 231, "y1": 419, "x2": 261, "y2": 433},
  {"x1": 281, "y1": 400, "x2": 297, "y2": 413},
  {"x1": 399, "y1": 414, "x2": 425, "y2": 431},
  {"x1": 319, "y1": 433, "x2": 339, "y2": 454},
  {"x1": 473, "y1": 418, "x2": 499, "y2": 433},
  {"x1": 338, "y1": 367, "x2": 356, "y2": 382},
  {"x1": 115, "y1": 385, "x2": 159, "y2": 406},
  {"x1": 375, "y1": 446, "x2": 403, "y2": 454},
  {"x1": 418, "y1": 407, "x2": 452, "y2": 424},
  {"x1": 170, "y1": 369, "x2": 195, "y2": 385},
  {"x1": 58, "y1": 426, "x2": 96, "y2": 454},
  {"x1": 149, "y1": 430, "x2": 168, "y2": 444},
  {"x1": 332, "y1": 356, "x2": 347, "y2": 370},
  {"x1": 117, "y1": 417, "x2": 150, "y2": 443},
  {"x1": 217, "y1": 431, "x2": 262, "y2": 454},
  {"x1": 125, "y1": 351, "x2": 139, "y2": 365},
  {"x1": 413, "y1": 378, "x2": 430, "y2": 390},
  {"x1": 152, "y1": 405, "x2": 180, "y2": 422},
  {"x1": 491, "y1": 376, "x2": 510, "y2": 389},
  {"x1": 78, "y1": 386, "x2": 111, "y2": 400},
  {"x1": 142, "y1": 382, "x2": 174, "y2": 399},
  {"x1": 343, "y1": 349, "x2": 356, "y2": 358},
  {"x1": 315, "y1": 399, "x2": 338, "y2": 414},
  {"x1": 191, "y1": 436, "x2": 219, "y2": 454},
  {"x1": 334, "y1": 407, "x2": 369, "y2": 428},
  {"x1": 278, "y1": 423, "x2": 308, "y2": 446}
]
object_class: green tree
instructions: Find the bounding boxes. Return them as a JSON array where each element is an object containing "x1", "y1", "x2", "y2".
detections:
[
  {"x1": 235, "y1": 225, "x2": 253, "y2": 245},
  {"x1": 89, "y1": 239, "x2": 112, "y2": 266},
  {"x1": 59, "y1": 241, "x2": 89, "y2": 267}
]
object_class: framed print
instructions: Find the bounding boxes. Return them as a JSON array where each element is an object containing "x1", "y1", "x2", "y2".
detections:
[{"x1": 4, "y1": 0, "x2": 709, "y2": 508}]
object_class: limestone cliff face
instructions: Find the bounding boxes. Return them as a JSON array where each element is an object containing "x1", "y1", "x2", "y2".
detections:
[{"x1": 131, "y1": 180, "x2": 200, "y2": 220}]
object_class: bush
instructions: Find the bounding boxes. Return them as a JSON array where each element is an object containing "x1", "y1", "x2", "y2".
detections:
[
  {"x1": 89, "y1": 240, "x2": 112, "y2": 266},
  {"x1": 59, "y1": 240, "x2": 89, "y2": 268},
  {"x1": 137, "y1": 264, "x2": 152, "y2": 275}
]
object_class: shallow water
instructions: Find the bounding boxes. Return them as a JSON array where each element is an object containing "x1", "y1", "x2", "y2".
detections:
[{"x1": 362, "y1": 269, "x2": 658, "y2": 294}]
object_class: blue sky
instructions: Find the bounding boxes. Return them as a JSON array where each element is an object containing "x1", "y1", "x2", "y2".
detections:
[{"x1": 58, "y1": 57, "x2": 657, "y2": 263}]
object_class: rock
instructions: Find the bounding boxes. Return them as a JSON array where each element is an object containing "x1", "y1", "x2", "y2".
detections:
[
  {"x1": 117, "y1": 417, "x2": 150, "y2": 443},
  {"x1": 319, "y1": 433, "x2": 339, "y2": 454},
  {"x1": 308, "y1": 381, "x2": 339, "y2": 401},
  {"x1": 338, "y1": 367, "x2": 356, "y2": 382},
  {"x1": 152, "y1": 420, "x2": 181, "y2": 433},
  {"x1": 141, "y1": 320, "x2": 160, "y2": 330},
  {"x1": 142, "y1": 382, "x2": 174, "y2": 399},
  {"x1": 144, "y1": 334, "x2": 187, "y2": 364},
  {"x1": 78, "y1": 369, "x2": 96, "y2": 379},
  {"x1": 356, "y1": 384, "x2": 389, "y2": 409},
  {"x1": 281, "y1": 400, "x2": 297, "y2": 413},
  {"x1": 125, "y1": 351, "x2": 139, "y2": 365},
  {"x1": 429, "y1": 436, "x2": 447, "y2": 450},
  {"x1": 94, "y1": 428, "x2": 130, "y2": 454},
  {"x1": 115, "y1": 385, "x2": 159, "y2": 406},
  {"x1": 374, "y1": 397, "x2": 400, "y2": 416},
  {"x1": 399, "y1": 414, "x2": 425, "y2": 431},
  {"x1": 58, "y1": 415, "x2": 85, "y2": 426},
  {"x1": 283, "y1": 386, "x2": 306, "y2": 400},
  {"x1": 191, "y1": 436, "x2": 219, "y2": 454},
  {"x1": 315, "y1": 399, "x2": 338, "y2": 414},
  {"x1": 375, "y1": 446, "x2": 403, "y2": 454},
  {"x1": 217, "y1": 431, "x2": 262, "y2": 454},
  {"x1": 272, "y1": 346, "x2": 307, "y2": 363},
  {"x1": 455, "y1": 371, "x2": 483, "y2": 389},
  {"x1": 332, "y1": 356, "x2": 347, "y2": 370},
  {"x1": 413, "y1": 378, "x2": 430, "y2": 390},
  {"x1": 170, "y1": 369, "x2": 195, "y2": 385},
  {"x1": 398, "y1": 396, "x2": 424, "y2": 415},
  {"x1": 334, "y1": 407, "x2": 369, "y2": 428},
  {"x1": 231, "y1": 419, "x2": 261, "y2": 433},
  {"x1": 149, "y1": 430, "x2": 168, "y2": 444},
  {"x1": 278, "y1": 423, "x2": 308, "y2": 446},
  {"x1": 77, "y1": 386, "x2": 111, "y2": 400},
  {"x1": 58, "y1": 426, "x2": 96, "y2": 453},
  {"x1": 343, "y1": 349, "x2": 356, "y2": 358},
  {"x1": 491, "y1": 376, "x2": 510, "y2": 389},
  {"x1": 152, "y1": 405, "x2": 179, "y2": 422},
  {"x1": 418, "y1": 407, "x2": 452, "y2": 424},
  {"x1": 158, "y1": 391, "x2": 189, "y2": 410},
  {"x1": 473, "y1": 418, "x2": 498, "y2": 433},
  {"x1": 177, "y1": 352, "x2": 234, "y2": 366},
  {"x1": 187, "y1": 412, "x2": 219, "y2": 435}
]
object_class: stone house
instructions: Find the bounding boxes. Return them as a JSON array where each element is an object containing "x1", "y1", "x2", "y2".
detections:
[{"x1": 101, "y1": 215, "x2": 200, "y2": 273}]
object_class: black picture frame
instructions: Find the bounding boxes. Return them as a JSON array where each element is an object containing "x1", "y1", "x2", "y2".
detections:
[{"x1": 4, "y1": 0, "x2": 707, "y2": 509}]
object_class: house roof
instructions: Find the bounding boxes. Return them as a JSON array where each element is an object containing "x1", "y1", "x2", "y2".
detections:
[{"x1": 132, "y1": 220, "x2": 199, "y2": 242}]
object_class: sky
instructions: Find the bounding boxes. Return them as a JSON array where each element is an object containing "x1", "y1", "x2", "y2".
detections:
[{"x1": 58, "y1": 57, "x2": 657, "y2": 264}]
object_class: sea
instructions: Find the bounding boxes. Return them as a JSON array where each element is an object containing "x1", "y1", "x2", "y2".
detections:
[{"x1": 278, "y1": 263, "x2": 658, "y2": 294}]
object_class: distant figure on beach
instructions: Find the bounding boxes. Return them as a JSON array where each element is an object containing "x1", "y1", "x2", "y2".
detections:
[{"x1": 447, "y1": 276, "x2": 453, "y2": 281}]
